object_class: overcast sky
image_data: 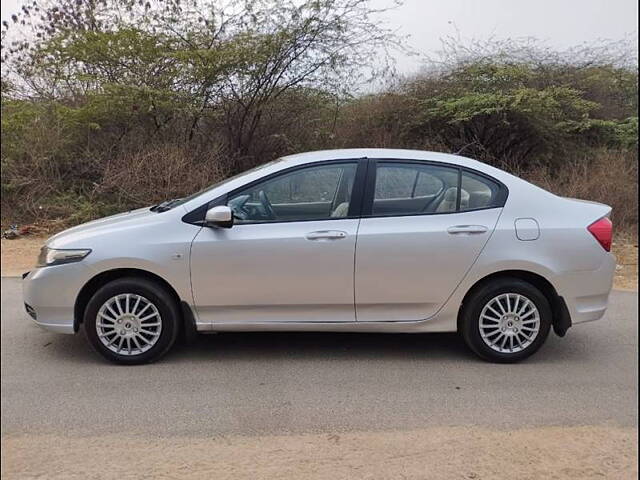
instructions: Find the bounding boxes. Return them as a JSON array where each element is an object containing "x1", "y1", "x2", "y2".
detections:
[{"x1": 1, "y1": 0, "x2": 637, "y2": 73}]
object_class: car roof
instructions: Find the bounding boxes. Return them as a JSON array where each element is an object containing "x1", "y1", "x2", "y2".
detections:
[
  {"x1": 281, "y1": 149, "x2": 508, "y2": 179},
  {"x1": 282, "y1": 148, "x2": 468, "y2": 163}
]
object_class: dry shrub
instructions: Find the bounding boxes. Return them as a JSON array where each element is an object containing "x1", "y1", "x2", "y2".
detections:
[
  {"x1": 333, "y1": 93, "x2": 411, "y2": 148},
  {"x1": 99, "y1": 143, "x2": 230, "y2": 209},
  {"x1": 1, "y1": 137, "x2": 231, "y2": 229},
  {"x1": 0, "y1": 107, "x2": 74, "y2": 220},
  {"x1": 515, "y1": 148, "x2": 638, "y2": 236}
]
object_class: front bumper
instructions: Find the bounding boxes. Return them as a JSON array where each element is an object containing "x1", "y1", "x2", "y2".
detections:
[{"x1": 22, "y1": 263, "x2": 94, "y2": 334}]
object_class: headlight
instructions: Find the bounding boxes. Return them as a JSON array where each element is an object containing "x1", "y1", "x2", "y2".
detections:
[{"x1": 36, "y1": 247, "x2": 91, "y2": 267}]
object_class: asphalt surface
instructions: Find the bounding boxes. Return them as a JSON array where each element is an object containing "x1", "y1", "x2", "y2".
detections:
[{"x1": 1, "y1": 277, "x2": 637, "y2": 437}]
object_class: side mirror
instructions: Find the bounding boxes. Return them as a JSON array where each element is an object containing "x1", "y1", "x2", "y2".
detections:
[{"x1": 205, "y1": 205, "x2": 233, "y2": 228}]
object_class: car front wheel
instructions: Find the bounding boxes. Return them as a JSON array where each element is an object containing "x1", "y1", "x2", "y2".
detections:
[
  {"x1": 460, "y1": 278, "x2": 552, "y2": 363},
  {"x1": 84, "y1": 277, "x2": 180, "y2": 364}
]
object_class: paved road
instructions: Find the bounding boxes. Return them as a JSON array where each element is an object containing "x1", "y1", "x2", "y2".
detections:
[{"x1": 1, "y1": 277, "x2": 637, "y2": 437}]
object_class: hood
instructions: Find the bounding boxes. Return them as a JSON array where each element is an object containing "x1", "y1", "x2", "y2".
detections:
[{"x1": 47, "y1": 206, "x2": 162, "y2": 248}]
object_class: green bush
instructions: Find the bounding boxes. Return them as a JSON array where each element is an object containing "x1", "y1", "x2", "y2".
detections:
[{"x1": 0, "y1": 1, "x2": 637, "y2": 232}]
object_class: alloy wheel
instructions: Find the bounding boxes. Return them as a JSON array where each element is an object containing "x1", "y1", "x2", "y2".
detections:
[
  {"x1": 478, "y1": 293, "x2": 540, "y2": 354},
  {"x1": 96, "y1": 294, "x2": 162, "y2": 356}
]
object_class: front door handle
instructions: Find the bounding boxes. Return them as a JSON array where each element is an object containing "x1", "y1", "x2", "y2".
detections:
[
  {"x1": 305, "y1": 230, "x2": 348, "y2": 241},
  {"x1": 447, "y1": 225, "x2": 488, "y2": 235}
]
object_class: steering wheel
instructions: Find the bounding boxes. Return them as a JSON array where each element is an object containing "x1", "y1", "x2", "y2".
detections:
[
  {"x1": 258, "y1": 190, "x2": 277, "y2": 220},
  {"x1": 227, "y1": 194, "x2": 251, "y2": 221}
]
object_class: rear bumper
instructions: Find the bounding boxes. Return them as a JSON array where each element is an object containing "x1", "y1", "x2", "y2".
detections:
[
  {"x1": 22, "y1": 263, "x2": 94, "y2": 334},
  {"x1": 555, "y1": 253, "x2": 616, "y2": 325}
]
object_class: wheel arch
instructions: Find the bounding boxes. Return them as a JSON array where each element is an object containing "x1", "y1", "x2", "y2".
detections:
[
  {"x1": 457, "y1": 269, "x2": 571, "y2": 337},
  {"x1": 73, "y1": 268, "x2": 194, "y2": 336}
]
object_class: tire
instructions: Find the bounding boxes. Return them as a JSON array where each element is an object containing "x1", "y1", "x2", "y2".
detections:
[
  {"x1": 84, "y1": 277, "x2": 180, "y2": 365},
  {"x1": 460, "y1": 277, "x2": 552, "y2": 363}
]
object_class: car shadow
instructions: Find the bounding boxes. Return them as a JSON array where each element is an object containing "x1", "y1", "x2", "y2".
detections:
[
  {"x1": 171, "y1": 331, "x2": 475, "y2": 363},
  {"x1": 34, "y1": 324, "x2": 594, "y2": 366},
  {"x1": 37, "y1": 328, "x2": 478, "y2": 365}
]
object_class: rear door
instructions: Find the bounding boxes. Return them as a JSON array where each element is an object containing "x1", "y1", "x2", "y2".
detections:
[{"x1": 354, "y1": 160, "x2": 505, "y2": 322}]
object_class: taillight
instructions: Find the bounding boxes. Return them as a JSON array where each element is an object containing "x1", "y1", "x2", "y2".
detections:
[{"x1": 587, "y1": 217, "x2": 613, "y2": 252}]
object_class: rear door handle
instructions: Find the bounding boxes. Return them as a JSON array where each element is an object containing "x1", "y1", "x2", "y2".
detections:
[
  {"x1": 447, "y1": 225, "x2": 488, "y2": 235},
  {"x1": 305, "y1": 230, "x2": 348, "y2": 241}
]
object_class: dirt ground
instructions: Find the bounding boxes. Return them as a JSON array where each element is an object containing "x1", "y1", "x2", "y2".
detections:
[
  {"x1": 0, "y1": 237, "x2": 45, "y2": 277},
  {"x1": 2, "y1": 235, "x2": 637, "y2": 290},
  {"x1": 1, "y1": 426, "x2": 636, "y2": 480},
  {"x1": 612, "y1": 241, "x2": 639, "y2": 291}
]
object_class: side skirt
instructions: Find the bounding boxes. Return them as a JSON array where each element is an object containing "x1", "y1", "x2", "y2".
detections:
[{"x1": 195, "y1": 319, "x2": 457, "y2": 334}]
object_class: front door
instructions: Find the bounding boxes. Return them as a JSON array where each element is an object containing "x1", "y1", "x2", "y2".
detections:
[
  {"x1": 355, "y1": 161, "x2": 504, "y2": 321},
  {"x1": 191, "y1": 160, "x2": 364, "y2": 325}
]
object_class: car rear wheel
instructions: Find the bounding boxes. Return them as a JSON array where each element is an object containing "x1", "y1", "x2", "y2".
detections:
[
  {"x1": 460, "y1": 278, "x2": 551, "y2": 363},
  {"x1": 84, "y1": 277, "x2": 179, "y2": 364}
]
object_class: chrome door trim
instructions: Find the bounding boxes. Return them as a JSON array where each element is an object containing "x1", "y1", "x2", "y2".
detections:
[
  {"x1": 305, "y1": 230, "x2": 348, "y2": 241},
  {"x1": 447, "y1": 225, "x2": 488, "y2": 235}
]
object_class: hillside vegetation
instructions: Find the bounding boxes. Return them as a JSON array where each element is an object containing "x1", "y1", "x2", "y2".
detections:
[{"x1": 1, "y1": 0, "x2": 637, "y2": 233}]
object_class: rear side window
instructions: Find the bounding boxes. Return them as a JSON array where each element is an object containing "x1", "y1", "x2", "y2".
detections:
[
  {"x1": 372, "y1": 163, "x2": 459, "y2": 215},
  {"x1": 368, "y1": 161, "x2": 507, "y2": 217},
  {"x1": 460, "y1": 171, "x2": 502, "y2": 211}
]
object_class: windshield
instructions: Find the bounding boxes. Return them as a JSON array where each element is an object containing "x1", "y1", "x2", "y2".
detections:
[{"x1": 151, "y1": 158, "x2": 285, "y2": 212}]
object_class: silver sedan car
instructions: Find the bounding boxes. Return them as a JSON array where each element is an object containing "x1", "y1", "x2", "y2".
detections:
[{"x1": 23, "y1": 149, "x2": 615, "y2": 364}]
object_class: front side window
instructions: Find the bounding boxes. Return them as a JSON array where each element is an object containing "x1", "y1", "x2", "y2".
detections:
[
  {"x1": 227, "y1": 163, "x2": 358, "y2": 223},
  {"x1": 372, "y1": 163, "x2": 460, "y2": 215}
]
